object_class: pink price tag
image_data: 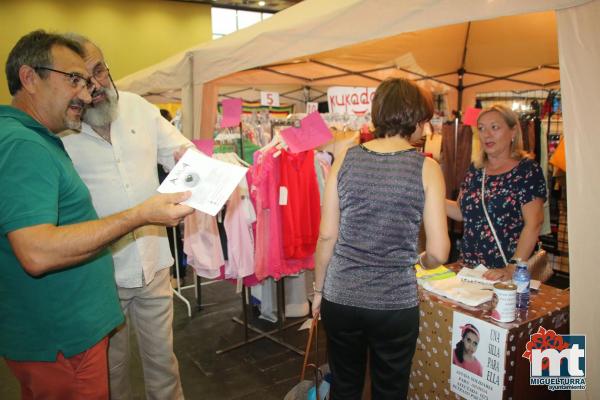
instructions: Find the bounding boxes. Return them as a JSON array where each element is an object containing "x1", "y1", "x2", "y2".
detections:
[
  {"x1": 463, "y1": 107, "x2": 482, "y2": 127},
  {"x1": 280, "y1": 112, "x2": 332, "y2": 153},
  {"x1": 192, "y1": 139, "x2": 214, "y2": 156},
  {"x1": 220, "y1": 98, "x2": 243, "y2": 128}
]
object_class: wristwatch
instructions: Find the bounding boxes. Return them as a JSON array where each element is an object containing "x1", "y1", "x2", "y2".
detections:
[{"x1": 509, "y1": 258, "x2": 522, "y2": 265}]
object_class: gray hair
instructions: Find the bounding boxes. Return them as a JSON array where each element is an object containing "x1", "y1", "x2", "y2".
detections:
[
  {"x1": 63, "y1": 32, "x2": 92, "y2": 47},
  {"x1": 5, "y1": 30, "x2": 84, "y2": 96}
]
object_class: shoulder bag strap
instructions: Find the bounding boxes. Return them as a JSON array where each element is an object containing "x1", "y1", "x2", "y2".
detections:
[
  {"x1": 480, "y1": 169, "x2": 509, "y2": 265},
  {"x1": 300, "y1": 317, "x2": 318, "y2": 381}
]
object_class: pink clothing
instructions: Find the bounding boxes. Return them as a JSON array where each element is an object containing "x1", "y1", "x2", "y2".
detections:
[
  {"x1": 251, "y1": 148, "x2": 285, "y2": 280},
  {"x1": 251, "y1": 148, "x2": 314, "y2": 281},
  {"x1": 220, "y1": 167, "x2": 263, "y2": 287},
  {"x1": 223, "y1": 185, "x2": 255, "y2": 279},
  {"x1": 184, "y1": 176, "x2": 255, "y2": 280},
  {"x1": 453, "y1": 349, "x2": 483, "y2": 377},
  {"x1": 183, "y1": 211, "x2": 224, "y2": 279}
]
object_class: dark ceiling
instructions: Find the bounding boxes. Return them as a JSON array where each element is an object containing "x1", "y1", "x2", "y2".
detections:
[{"x1": 170, "y1": 0, "x2": 303, "y2": 13}]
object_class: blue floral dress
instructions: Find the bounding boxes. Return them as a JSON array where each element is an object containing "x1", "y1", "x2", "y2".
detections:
[{"x1": 458, "y1": 158, "x2": 547, "y2": 268}]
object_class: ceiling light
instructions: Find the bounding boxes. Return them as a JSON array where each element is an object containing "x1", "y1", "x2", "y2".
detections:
[{"x1": 258, "y1": 1, "x2": 266, "y2": 6}]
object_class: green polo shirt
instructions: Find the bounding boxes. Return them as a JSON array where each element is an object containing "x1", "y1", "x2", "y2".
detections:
[{"x1": 0, "y1": 105, "x2": 123, "y2": 361}]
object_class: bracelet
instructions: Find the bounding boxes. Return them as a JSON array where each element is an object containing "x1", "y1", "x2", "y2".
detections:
[
  {"x1": 312, "y1": 281, "x2": 323, "y2": 294},
  {"x1": 418, "y1": 252, "x2": 426, "y2": 267}
]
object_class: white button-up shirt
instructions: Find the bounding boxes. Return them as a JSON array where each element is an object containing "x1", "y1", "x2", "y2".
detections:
[{"x1": 61, "y1": 92, "x2": 192, "y2": 288}]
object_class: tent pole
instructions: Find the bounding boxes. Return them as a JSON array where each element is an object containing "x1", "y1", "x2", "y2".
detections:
[
  {"x1": 456, "y1": 21, "x2": 471, "y2": 115},
  {"x1": 457, "y1": 68, "x2": 465, "y2": 113},
  {"x1": 454, "y1": 117, "x2": 459, "y2": 199}
]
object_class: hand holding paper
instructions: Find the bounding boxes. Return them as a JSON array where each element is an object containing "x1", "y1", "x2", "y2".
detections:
[
  {"x1": 157, "y1": 149, "x2": 248, "y2": 216},
  {"x1": 136, "y1": 192, "x2": 194, "y2": 226}
]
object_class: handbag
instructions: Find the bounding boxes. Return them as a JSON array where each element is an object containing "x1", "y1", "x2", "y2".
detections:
[
  {"x1": 284, "y1": 318, "x2": 330, "y2": 400},
  {"x1": 480, "y1": 169, "x2": 553, "y2": 282}
]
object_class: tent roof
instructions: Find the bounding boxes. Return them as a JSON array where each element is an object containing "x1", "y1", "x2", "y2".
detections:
[{"x1": 117, "y1": 0, "x2": 586, "y2": 96}]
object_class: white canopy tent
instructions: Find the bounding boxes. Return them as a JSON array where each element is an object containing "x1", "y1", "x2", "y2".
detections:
[
  {"x1": 118, "y1": 1, "x2": 600, "y2": 397},
  {"x1": 119, "y1": 0, "x2": 579, "y2": 139}
]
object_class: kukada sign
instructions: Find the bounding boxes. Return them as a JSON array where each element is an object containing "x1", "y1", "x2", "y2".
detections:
[{"x1": 327, "y1": 86, "x2": 376, "y2": 115}]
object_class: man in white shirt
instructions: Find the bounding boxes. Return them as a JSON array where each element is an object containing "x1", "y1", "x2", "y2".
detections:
[{"x1": 60, "y1": 34, "x2": 192, "y2": 400}]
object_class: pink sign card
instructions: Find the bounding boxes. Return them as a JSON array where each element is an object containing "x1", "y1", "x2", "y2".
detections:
[
  {"x1": 192, "y1": 139, "x2": 214, "y2": 156},
  {"x1": 463, "y1": 107, "x2": 482, "y2": 127},
  {"x1": 280, "y1": 112, "x2": 333, "y2": 153},
  {"x1": 220, "y1": 98, "x2": 243, "y2": 128}
]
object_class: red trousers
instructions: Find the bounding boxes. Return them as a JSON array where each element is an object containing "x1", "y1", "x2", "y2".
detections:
[{"x1": 4, "y1": 337, "x2": 109, "y2": 400}]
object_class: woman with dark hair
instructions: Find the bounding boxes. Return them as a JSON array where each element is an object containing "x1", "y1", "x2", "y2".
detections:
[
  {"x1": 446, "y1": 104, "x2": 547, "y2": 281},
  {"x1": 453, "y1": 324, "x2": 483, "y2": 377},
  {"x1": 311, "y1": 78, "x2": 450, "y2": 400}
]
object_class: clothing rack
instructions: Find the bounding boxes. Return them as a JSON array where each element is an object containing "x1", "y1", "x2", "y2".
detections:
[
  {"x1": 214, "y1": 123, "x2": 244, "y2": 156},
  {"x1": 170, "y1": 226, "x2": 197, "y2": 318},
  {"x1": 216, "y1": 278, "x2": 306, "y2": 356},
  {"x1": 173, "y1": 122, "x2": 247, "y2": 317},
  {"x1": 270, "y1": 118, "x2": 301, "y2": 141},
  {"x1": 216, "y1": 119, "x2": 308, "y2": 356}
]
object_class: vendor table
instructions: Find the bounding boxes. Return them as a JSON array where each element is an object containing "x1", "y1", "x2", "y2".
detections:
[{"x1": 408, "y1": 278, "x2": 570, "y2": 400}]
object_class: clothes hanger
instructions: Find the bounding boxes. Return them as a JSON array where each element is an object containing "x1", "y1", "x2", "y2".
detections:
[{"x1": 229, "y1": 152, "x2": 250, "y2": 167}]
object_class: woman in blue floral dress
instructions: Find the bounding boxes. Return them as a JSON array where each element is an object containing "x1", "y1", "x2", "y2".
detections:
[{"x1": 446, "y1": 105, "x2": 547, "y2": 281}]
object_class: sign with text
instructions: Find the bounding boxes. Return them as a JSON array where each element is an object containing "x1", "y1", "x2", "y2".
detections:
[
  {"x1": 260, "y1": 91, "x2": 280, "y2": 107},
  {"x1": 523, "y1": 327, "x2": 586, "y2": 391},
  {"x1": 306, "y1": 102, "x2": 319, "y2": 114},
  {"x1": 450, "y1": 312, "x2": 507, "y2": 400},
  {"x1": 327, "y1": 86, "x2": 376, "y2": 115}
]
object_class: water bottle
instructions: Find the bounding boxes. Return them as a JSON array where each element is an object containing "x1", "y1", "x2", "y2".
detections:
[{"x1": 513, "y1": 261, "x2": 530, "y2": 310}]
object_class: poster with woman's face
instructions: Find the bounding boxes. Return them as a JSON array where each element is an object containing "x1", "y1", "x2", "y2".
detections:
[{"x1": 450, "y1": 312, "x2": 508, "y2": 400}]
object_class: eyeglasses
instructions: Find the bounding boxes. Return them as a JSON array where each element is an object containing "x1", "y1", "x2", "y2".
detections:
[
  {"x1": 34, "y1": 66, "x2": 94, "y2": 93},
  {"x1": 92, "y1": 63, "x2": 110, "y2": 82},
  {"x1": 93, "y1": 63, "x2": 120, "y2": 101},
  {"x1": 90, "y1": 63, "x2": 119, "y2": 100}
]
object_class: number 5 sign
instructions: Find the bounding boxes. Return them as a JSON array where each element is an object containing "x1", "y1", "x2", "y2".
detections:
[{"x1": 260, "y1": 91, "x2": 280, "y2": 107}]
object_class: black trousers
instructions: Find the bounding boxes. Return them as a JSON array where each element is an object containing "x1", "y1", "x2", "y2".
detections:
[{"x1": 321, "y1": 299, "x2": 419, "y2": 400}]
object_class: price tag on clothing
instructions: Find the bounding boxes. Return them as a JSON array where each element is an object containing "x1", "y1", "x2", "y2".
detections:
[
  {"x1": 236, "y1": 278, "x2": 243, "y2": 294},
  {"x1": 279, "y1": 186, "x2": 288, "y2": 205}
]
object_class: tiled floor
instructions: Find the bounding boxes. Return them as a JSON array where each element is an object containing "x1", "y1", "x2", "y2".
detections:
[{"x1": 0, "y1": 274, "x2": 324, "y2": 400}]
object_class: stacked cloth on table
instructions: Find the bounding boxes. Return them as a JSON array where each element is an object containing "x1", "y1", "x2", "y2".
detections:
[
  {"x1": 422, "y1": 277, "x2": 494, "y2": 307},
  {"x1": 415, "y1": 264, "x2": 456, "y2": 285},
  {"x1": 421, "y1": 265, "x2": 500, "y2": 307}
]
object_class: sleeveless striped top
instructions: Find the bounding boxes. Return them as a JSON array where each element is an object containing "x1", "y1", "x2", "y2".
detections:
[{"x1": 323, "y1": 144, "x2": 425, "y2": 310}]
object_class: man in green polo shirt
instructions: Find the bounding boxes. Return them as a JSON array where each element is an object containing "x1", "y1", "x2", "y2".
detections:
[{"x1": 0, "y1": 30, "x2": 194, "y2": 399}]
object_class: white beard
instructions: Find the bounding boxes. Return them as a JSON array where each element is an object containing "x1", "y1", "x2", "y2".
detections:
[
  {"x1": 64, "y1": 117, "x2": 82, "y2": 131},
  {"x1": 83, "y1": 85, "x2": 119, "y2": 127}
]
